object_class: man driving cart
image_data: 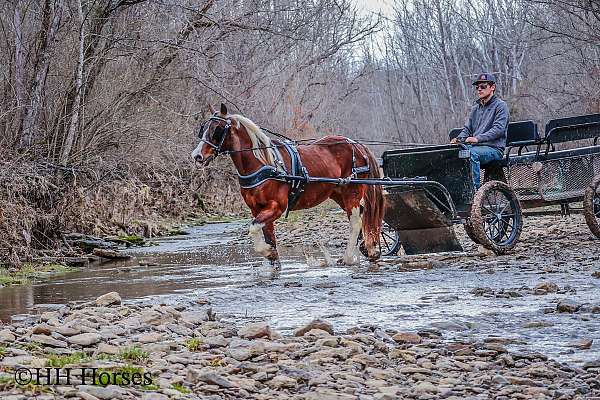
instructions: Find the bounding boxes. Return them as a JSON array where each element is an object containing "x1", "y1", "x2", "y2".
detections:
[{"x1": 450, "y1": 72, "x2": 510, "y2": 188}]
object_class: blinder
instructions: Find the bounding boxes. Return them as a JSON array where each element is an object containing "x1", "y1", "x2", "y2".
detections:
[{"x1": 197, "y1": 115, "x2": 232, "y2": 156}]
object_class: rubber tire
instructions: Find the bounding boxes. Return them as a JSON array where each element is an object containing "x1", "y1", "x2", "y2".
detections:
[
  {"x1": 463, "y1": 219, "x2": 480, "y2": 244},
  {"x1": 358, "y1": 221, "x2": 402, "y2": 258},
  {"x1": 471, "y1": 180, "x2": 523, "y2": 254},
  {"x1": 583, "y1": 173, "x2": 600, "y2": 238}
]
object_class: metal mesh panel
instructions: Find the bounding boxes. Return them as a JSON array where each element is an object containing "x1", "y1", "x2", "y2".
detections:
[
  {"x1": 505, "y1": 164, "x2": 540, "y2": 200},
  {"x1": 506, "y1": 154, "x2": 600, "y2": 201}
]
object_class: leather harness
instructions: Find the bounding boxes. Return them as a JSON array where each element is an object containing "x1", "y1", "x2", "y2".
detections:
[
  {"x1": 197, "y1": 115, "x2": 370, "y2": 217},
  {"x1": 238, "y1": 140, "x2": 308, "y2": 216},
  {"x1": 237, "y1": 139, "x2": 370, "y2": 217}
]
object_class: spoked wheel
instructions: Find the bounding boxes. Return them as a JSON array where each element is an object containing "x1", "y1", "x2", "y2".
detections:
[
  {"x1": 358, "y1": 220, "x2": 402, "y2": 257},
  {"x1": 470, "y1": 181, "x2": 523, "y2": 254},
  {"x1": 583, "y1": 173, "x2": 600, "y2": 238}
]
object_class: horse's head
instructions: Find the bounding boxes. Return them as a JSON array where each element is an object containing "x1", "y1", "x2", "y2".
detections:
[{"x1": 191, "y1": 103, "x2": 232, "y2": 166}]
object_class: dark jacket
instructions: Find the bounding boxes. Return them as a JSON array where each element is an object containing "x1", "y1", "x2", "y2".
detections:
[{"x1": 457, "y1": 95, "x2": 509, "y2": 150}]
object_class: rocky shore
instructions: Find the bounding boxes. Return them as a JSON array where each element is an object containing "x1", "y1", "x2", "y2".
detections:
[{"x1": 0, "y1": 291, "x2": 599, "y2": 400}]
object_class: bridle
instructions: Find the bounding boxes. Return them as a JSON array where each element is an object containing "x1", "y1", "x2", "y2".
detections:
[{"x1": 196, "y1": 114, "x2": 232, "y2": 157}]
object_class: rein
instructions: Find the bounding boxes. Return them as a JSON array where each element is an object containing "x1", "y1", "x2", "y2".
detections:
[{"x1": 197, "y1": 115, "x2": 434, "y2": 158}]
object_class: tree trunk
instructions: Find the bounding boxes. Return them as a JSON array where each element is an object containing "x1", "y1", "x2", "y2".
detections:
[
  {"x1": 19, "y1": 0, "x2": 63, "y2": 149},
  {"x1": 60, "y1": 0, "x2": 84, "y2": 165},
  {"x1": 13, "y1": 1, "x2": 25, "y2": 113}
]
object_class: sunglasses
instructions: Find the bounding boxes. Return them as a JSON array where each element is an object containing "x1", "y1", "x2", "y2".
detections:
[{"x1": 475, "y1": 83, "x2": 490, "y2": 90}]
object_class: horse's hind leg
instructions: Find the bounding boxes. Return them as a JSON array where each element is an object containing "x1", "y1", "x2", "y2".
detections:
[{"x1": 332, "y1": 192, "x2": 362, "y2": 265}]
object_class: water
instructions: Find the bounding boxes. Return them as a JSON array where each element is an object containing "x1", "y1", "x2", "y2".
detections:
[{"x1": 0, "y1": 219, "x2": 599, "y2": 365}]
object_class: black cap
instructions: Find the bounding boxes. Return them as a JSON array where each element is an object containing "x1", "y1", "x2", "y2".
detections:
[{"x1": 472, "y1": 72, "x2": 496, "y2": 85}]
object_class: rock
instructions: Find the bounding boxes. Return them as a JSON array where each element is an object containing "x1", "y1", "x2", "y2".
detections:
[
  {"x1": 77, "y1": 385, "x2": 125, "y2": 400},
  {"x1": 430, "y1": 320, "x2": 471, "y2": 331},
  {"x1": 506, "y1": 376, "x2": 541, "y2": 386},
  {"x1": 180, "y1": 310, "x2": 209, "y2": 325},
  {"x1": 97, "y1": 343, "x2": 120, "y2": 355},
  {"x1": 136, "y1": 332, "x2": 164, "y2": 343},
  {"x1": 522, "y1": 321, "x2": 554, "y2": 328},
  {"x1": 268, "y1": 375, "x2": 297, "y2": 389},
  {"x1": 31, "y1": 334, "x2": 68, "y2": 348},
  {"x1": 534, "y1": 281, "x2": 559, "y2": 294},
  {"x1": 1, "y1": 355, "x2": 34, "y2": 367},
  {"x1": 67, "y1": 333, "x2": 101, "y2": 346},
  {"x1": 492, "y1": 375, "x2": 509, "y2": 386},
  {"x1": 0, "y1": 329, "x2": 16, "y2": 342},
  {"x1": 294, "y1": 319, "x2": 334, "y2": 336},
  {"x1": 414, "y1": 381, "x2": 439, "y2": 393},
  {"x1": 204, "y1": 335, "x2": 229, "y2": 347},
  {"x1": 303, "y1": 328, "x2": 332, "y2": 337},
  {"x1": 77, "y1": 392, "x2": 101, "y2": 400},
  {"x1": 391, "y1": 332, "x2": 422, "y2": 344},
  {"x1": 95, "y1": 292, "x2": 122, "y2": 306},
  {"x1": 228, "y1": 339, "x2": 265, "y2": 361},
  {"x1": 568, "y1": 339, "x2": 593, "y2": 350},
  {"x1": 92, "y1": 248, "x2": 131, "y2": 259},
  {"x1": 238, "y1": 322, "x2": 272, "y2": 339},
  {"x1": 196, "y1": 372, "x2": 236, "y2": 388},
  {"x1": 56, "y1": 326, "x2": 81, "y2": 336},
  {"x1": 166, "y1": 323, "x2": 192, "y2": 336},
  {"x1": 583, "y1": 360, "x2": 600, "y2": 369},
  {"x1": 31, "y1": 323, "x2": 53, "y2": 335},
  {"x1": 141, "y1": 394, "x2": 169, "y2": 400},
  {"x1": 557, "y1": 300, "x2": 579, "y2": 313},
  {"x1": 592, "y1": 271, "x2": 600, "y2": 278}
]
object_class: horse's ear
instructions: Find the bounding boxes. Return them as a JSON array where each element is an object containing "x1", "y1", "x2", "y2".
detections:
[
  {"x1": 208, "y1": 104, "x2": 216, "y2": 114},
  {"x1": 220, "y1": 103, "x2": 228, "y2": 116}
]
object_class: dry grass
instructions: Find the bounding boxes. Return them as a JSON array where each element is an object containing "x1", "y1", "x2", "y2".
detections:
[{"x1": 0, "y1": 157, "x2": 246, "y2": 267}]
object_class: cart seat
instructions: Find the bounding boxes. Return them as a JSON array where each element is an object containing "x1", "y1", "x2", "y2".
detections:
[{"x1": 448, "y1": 120, "x2": 540, "y2": 151}]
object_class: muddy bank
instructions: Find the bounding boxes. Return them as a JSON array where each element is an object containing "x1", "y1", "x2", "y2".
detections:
[{"x1": 0, "y1": 293, "x2": 599, "y2": 399}]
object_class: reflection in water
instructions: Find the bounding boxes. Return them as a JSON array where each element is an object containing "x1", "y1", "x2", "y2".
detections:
[{"x1": 0, "y1": 221, "x2": 598, "y2": 366}]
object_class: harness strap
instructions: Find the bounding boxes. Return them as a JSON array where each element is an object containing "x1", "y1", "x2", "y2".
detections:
[
  {"x1": 280, "y1": 141, "x2": 308, "y2": 217},
  {"x1": 238, "y1": 165, "x2": 284, "y2": 189}
]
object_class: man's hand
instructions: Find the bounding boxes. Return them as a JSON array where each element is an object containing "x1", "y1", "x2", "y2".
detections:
[
  {"x1": 450, "y1": 138, "x2": 458, "y2": 144},
  {"x1": 465, "y1": 136, "x2": 479, "y2": 144}
]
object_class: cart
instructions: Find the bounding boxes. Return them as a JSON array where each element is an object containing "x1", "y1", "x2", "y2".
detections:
[{"x1": 367, "y1": 112, "x2": 600, "y2": 257}]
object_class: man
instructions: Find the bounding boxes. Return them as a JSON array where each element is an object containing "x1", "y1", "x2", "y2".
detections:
[{"x1": 451, "y1": 72, "x2": 509, "y2": 188}]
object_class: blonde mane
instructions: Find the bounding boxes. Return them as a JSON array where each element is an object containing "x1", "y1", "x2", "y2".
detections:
[{"x1": 230, "y1": 114, "x2": 276, "y2": 166}]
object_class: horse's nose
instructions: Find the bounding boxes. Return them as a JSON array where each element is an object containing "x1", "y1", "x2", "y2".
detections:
[{"x1": 191, "y1": 148, "x2": 203, "y2": 162}]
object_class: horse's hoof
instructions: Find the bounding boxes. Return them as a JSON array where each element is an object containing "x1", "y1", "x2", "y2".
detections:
[
  {"x1": 271, "y1": 260, "x2": 282, "y2": 271},
  {"x1": 337, "y1": 257, "x2": 358, "y2": 266}
]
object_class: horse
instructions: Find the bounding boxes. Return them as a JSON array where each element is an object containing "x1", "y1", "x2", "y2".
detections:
[{"x1": 191, "y1": 103, "x2": 384, "y2": 269}]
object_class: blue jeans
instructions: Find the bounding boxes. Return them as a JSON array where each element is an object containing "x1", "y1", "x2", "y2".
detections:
[{"x1": 468, "y1": 145, "x2": 503, "y2": 189}]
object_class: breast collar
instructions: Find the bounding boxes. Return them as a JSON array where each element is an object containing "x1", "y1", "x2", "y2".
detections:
[{"x1": 237, "y1": 140, "x2": 307, "y2": 189}]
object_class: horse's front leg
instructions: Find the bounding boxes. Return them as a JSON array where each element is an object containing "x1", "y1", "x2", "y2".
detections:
[
  {"x1": 248, "y1": 201, "x2": 284, "y2": 269},
  {"x1": 262, "y1": 222, "x2": 280, "y2": 269},
  {"x1": 343, "y1": 206, "x2": 362, "y2": 265}
]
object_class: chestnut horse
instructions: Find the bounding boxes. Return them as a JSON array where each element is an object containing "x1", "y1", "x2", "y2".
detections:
[{"x1": 191, "y1": 104, "x2": 384, "y2": 269}]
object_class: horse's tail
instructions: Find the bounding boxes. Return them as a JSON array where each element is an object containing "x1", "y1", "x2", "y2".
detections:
[{"x1": 356, "y1": 143, "x2": 385, "y2": 260}]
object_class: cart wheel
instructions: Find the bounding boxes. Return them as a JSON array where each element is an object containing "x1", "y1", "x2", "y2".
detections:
[
  {"x1": 583, "y1": 173, "x2": 600, "y2": 238},
  {"x1": 471, "y1": 181, "x2": 523, "y2": 254},
  {"x1": 463, "y1": 219, "x2": 480, "y2": 244},
  {"x1": 358, "y1": 221, "x2": 401, "y2": 257}
]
